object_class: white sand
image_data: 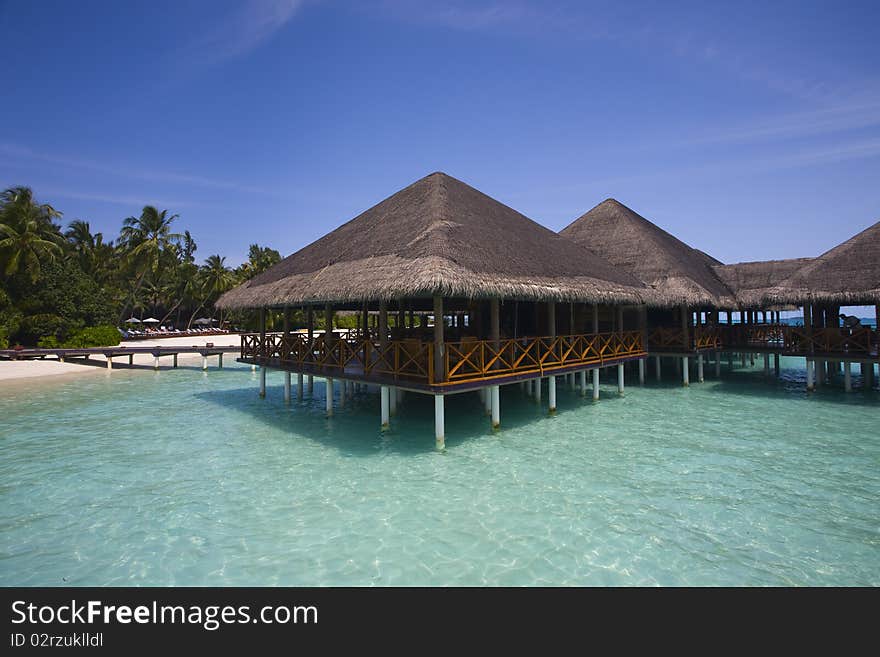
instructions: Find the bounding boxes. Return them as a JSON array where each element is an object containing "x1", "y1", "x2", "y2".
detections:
[{"x1": 0, "y1": 334, "x2": 243, "y2": 385}]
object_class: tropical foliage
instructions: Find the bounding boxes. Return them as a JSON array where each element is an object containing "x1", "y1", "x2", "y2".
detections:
[{"x1": 0, "y1": 186, "x2": 281, "y2": 346}]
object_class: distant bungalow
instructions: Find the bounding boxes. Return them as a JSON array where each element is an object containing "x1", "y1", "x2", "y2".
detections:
[{"x1": 218, "y1": 172, "x2": 879, "y2": 447}]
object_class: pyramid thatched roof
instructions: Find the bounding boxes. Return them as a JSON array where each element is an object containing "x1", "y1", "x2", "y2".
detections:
[
  {"x1": 217, "y1": 173, "x2": 646, "y2": 309},
  {"x1": 559, "y1": 199, "x2": 733, "y2": 307},
  {"x1": 764, "y1": 220, "x2": 880, "y2": 305},
  {"x1": 712, "y1": 258, "x2": 814, "y2": 308}
]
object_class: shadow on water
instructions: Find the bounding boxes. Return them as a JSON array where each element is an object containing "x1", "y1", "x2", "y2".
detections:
[{"x1": 194, "y1": 378, "x2": 628, "y2": 456}]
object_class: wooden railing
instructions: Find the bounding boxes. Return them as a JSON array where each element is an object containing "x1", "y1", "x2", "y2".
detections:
[
  {"x1": 720, "y1": 325, "x2": 875, "y2": 354},
  {"x1": 241, "y1": 330, "x2": 646, "y2": 385},
  {"x1": 647, "y1": 326, "x2": 722, "y2": 351}
]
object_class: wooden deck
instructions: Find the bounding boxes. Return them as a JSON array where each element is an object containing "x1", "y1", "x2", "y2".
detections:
[
  {"x1": 239, "y1": 331, "x2": 647, "y2": 393},
  {"x1": 0, "y1": 344, "x2": 239, "y2": 362}
]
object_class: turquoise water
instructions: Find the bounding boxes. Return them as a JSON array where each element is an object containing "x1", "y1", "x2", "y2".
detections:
[{"x1": 1, "y1": 356, "x2": 878, "y2": 586}]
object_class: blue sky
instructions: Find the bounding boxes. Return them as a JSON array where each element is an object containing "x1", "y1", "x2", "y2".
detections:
[{"x1": 1, "y1": 0, "x2": 879, "y2": 270}]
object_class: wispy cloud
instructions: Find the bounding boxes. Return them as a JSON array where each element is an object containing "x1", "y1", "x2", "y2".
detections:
[
  {"x1": 42, "y1": 189, "x2": 202, "y2": 210},
  {"x1": 685, "y1": 101, "x2": 880, "y2": 146},
  {"x1": 180, "y1": 0, "x2": 306, "y2": 67},
  {"x1": 0, "y1": 143, "x2": 273, "y2": 195}
]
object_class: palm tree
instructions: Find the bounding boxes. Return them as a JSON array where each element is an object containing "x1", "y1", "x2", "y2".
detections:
[
  {"x1": 187, "y1": 255, "x2": 236, "y2": 328},
  {"x1": 0, "y1": 187, "x2": 63, "y2": 282},
  {"x1": 118, "y1": 206, "x2": 181, "y2": 321}
]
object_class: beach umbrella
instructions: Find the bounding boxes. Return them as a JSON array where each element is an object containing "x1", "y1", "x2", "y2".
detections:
[
  {"x1": 124, "y1": 317, "x2": 142, "y2": 323},
  {"x1": 142, "y1": 317, "x2": 160, "y2": 324}
]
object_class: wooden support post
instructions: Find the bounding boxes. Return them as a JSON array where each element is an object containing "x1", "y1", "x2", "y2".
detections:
[
  {"x1": 259, "y1": 366, "x2": 266, "y2": 397},
  {"x1": 380, "y1": 386, "x2": 390, "y2": 429},
  {"x1": 129, "y1": 354, "x2": 133, "y2": 366},
  {"x1": 580, "y1": 369, "x2": 587, "y2": 396},
  {"x1": 592, "y1": 368, "x2": 600, "y2": 400},
  {"x1": 617, "y1": 363, "x2": 624, "y2": 394},
  {"x1": 682, "y1": 356, "x2": 689, "y2": 386},
  {"x1": 697, "y1": 354, "x2": 704, "y2": 383},
  {"x1": 844, "y1": 362, "x2": 852, "y2": 392},
  {"x1": 284, "y1": 372, "x2": 291, "y2": 403},
  {"x1": 433, "y1": 296, "x2": 444, "y2": 383},
  {"x1": 548, "y1": 375, "x2": 557, "y2": 413},
  {"x1": 326, "y1": 378, "x2": 333, "y2": 416},
  {"x1": 297, "y1": 373, "x2": 303, "y2": 400},
  {"x1": 434, "y1": 394, "x2": 445, "y2": 450},
  {"x1": 491, "y1": 386, "x2": 500, "y2": 429}
]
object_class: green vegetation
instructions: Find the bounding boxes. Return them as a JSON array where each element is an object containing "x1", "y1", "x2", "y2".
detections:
[{"x1": 0, "y1": 186, "x2": 281, "y2": 347}]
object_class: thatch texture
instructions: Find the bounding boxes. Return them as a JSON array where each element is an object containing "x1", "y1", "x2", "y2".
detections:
[
  {"x1": 218, "y1": 173, "x2": 646, "y2": 309},
  {"x1": 712, "y1": 258, "x2": 813, "y2": 307},
  {"x1": 764, "y1": 220, "x2": 880, "y2": 305},
  {"x1": 560, "y1": 199, "x2": 734, "y2": 307}
]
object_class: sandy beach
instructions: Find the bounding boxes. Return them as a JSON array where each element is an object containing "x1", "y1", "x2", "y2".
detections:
[{"x1": 0, "y1": 334, "x2": 244, "y2": 386}]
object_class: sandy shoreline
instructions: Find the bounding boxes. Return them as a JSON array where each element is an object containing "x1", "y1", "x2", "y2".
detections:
[{"x1": 0, "y1": 334, "x2": 244, "y2": 387}]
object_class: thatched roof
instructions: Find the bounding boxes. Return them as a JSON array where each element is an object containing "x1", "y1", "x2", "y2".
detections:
[
  {"x1": 559, "y1": 199, "x2": 734, "y2": 307},
  {"x1": 712, "y1": 258, "x2": 814, "y2": 308},
  {"x1": 218, "y1": 173, "x2": 646, "y2": 309},
  {"x1": 764, "y1": 220, "x2": 880, "y2": 305}
]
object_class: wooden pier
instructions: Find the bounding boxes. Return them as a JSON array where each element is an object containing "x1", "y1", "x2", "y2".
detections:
[{"x1": 0, "y1": 344, "x2": 239, "y2": 370}]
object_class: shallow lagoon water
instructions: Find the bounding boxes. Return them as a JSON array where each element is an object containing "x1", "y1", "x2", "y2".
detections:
[{"x1": 1, "y1": 357, "x2": 878, "y2": 586}]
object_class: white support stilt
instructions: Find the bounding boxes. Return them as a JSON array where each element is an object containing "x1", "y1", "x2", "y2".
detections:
[
  {"x1": 389, "y1": 386, "x2": 397, "y2": 416},
  {"x1": 380, "y1": 386, "x2": 390, "y2": 429},
  {"x1": 284, "y1": 372, "x2": 291, "y2": 403},
  {"x1": 297, "y1": 373, "x2": 304, "y2": 400},
  {"x1": 715, "y1": 353, "x2": 721, "y2": 378},
  {"x1": 862, "y1": 362, "x2": 874, "y2": 389},
  {"x1": 154, "y1": 355, "x2": 160, "y2": 370},
  {"x1": 570, "y1": 372, "x2": 576, "y2": 391},
  {"x1": 259, "y1": 366, "x2": 266, "y2": 397},
  {"x1": 491, "y1": 386, "x2": 500, "y2": 429},
  {"x1": 308, "y1": 375, "x2": 314, "y2": 394},
  {"x1": 806, "y1": 359, "x2": 815, "y2": 391},
  {"x1": 202, "y1": 355, "x2": 208, "y2": 370},
  {"x1": 218, "y1": 353, "x2": 223, "y2": 368},
  {"x1": 579, "y1": 369, "x2": 587, "y2": 396},
  {"x1": 339, "y1": 381, "x2": 346, "y2": 409},
  {"x1": 484, "y1": 386, "x2": 492, "y2": 416},
  {"x1": 844, "y1": 362, "x2": 852, "y2": 392},
  {"x1": 763, "y1": 353, "x2": 770, "y2": 377},
  {"x1": 638, "y1": 358, "x2": 645, "y2": 384},
  {"x1": 774, "y1": 354, "x2": 780, "y2": 378},
  {"x1": 251, "y1": 363, "x2": 257, "y2": 371},
  {"x1": 106, "y1": 356, "x2": 112, "y2": 370},
  {"x1": 617, "y1": 363, "x2": 625, "y2": 394},
  {"x1": 434, "y1": 394, "x2": 445, "y2": 450},
  {"x1": 326, "y1": 378, "x2": 334, "y2": 416},
  {"x1": 592, "y1": 368, "x2": 600, "y2": 401},
  {"x1": 548, "y1": 375, "x2": 557, "y2": 413},
  {"x1": 655, "y1": 356, "x2": 661, "y2": 381},
  {"x1": 697, "y1": 354, "x2": 704, "y2": 383},
  {"x1": 535, "y1": 377, "x2": 542, "y2": 404},
  {"x1": 682, "y1": 357, "x2": 689, "y2": 386}
]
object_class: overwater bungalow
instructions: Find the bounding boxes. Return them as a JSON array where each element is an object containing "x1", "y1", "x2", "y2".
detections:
[
  {"x1": 560, "y1": 199, "x2": 734, "y2": 383},
  {"x1": 217, "y1": 173, "x2": 650, "y2": 447}
]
